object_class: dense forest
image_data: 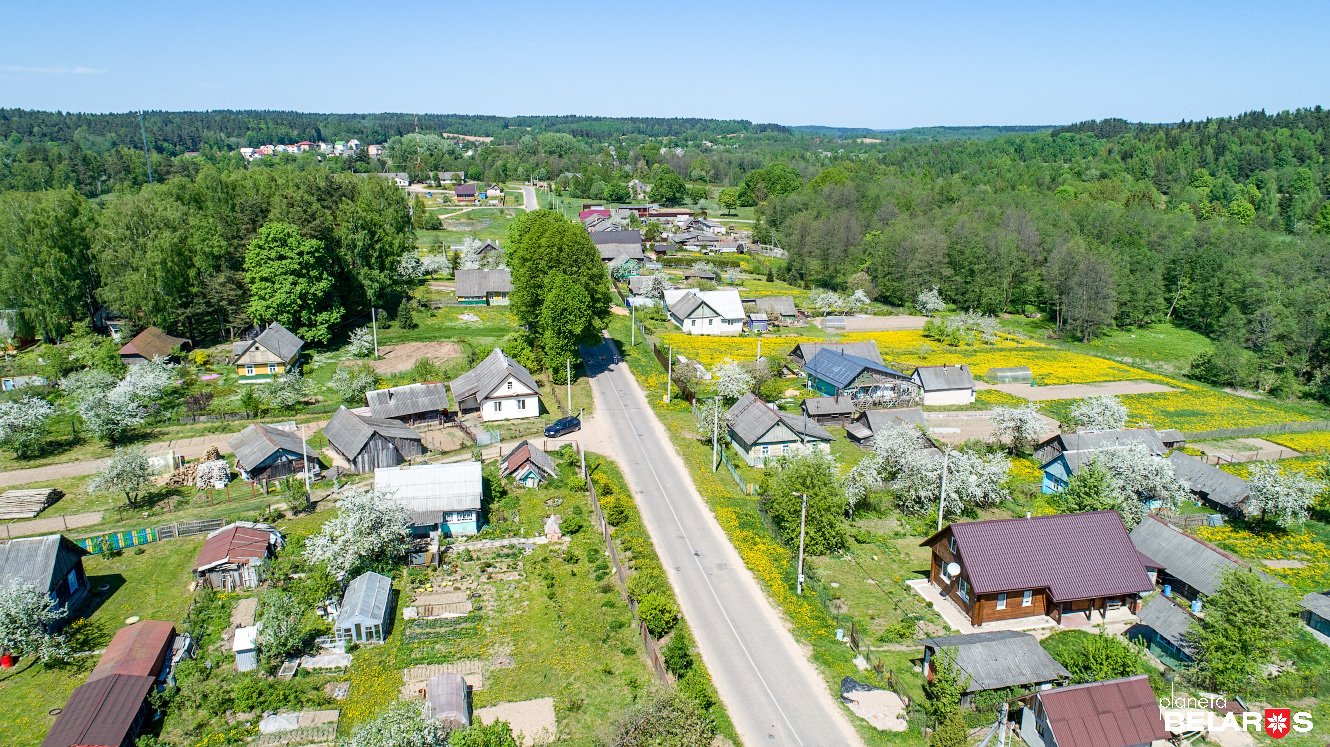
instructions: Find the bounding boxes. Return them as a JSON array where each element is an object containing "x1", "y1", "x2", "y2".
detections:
[{"x1": 4, "y1": 106, "x2": 1330, "y2": 400}]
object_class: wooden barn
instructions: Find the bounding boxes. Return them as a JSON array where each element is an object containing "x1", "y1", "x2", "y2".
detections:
[
  {"x1": 322, "y1": 406, "x2": 425, "y2": 474},
  {"x1": 229, "y1": 422, "x2": 318, "y2": 484},
  {"x1": 366, "y1": 382, "x2": 450, "y2": 426},
  {"x1": 192, "y1": 522, "x2": 283, "y2": 591}
]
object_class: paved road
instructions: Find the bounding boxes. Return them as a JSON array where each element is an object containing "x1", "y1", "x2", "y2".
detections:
[
  {"x1": 521, "y1": 184, "x2": 538, "y2": 212},
  {"x1": 580, "y1": 339, "x2": 862, "y2": 747}
]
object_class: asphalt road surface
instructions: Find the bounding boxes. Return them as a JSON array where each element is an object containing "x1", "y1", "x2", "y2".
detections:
[{"x1": 581, "y1": 339, "x2": 863, "y2": 747}]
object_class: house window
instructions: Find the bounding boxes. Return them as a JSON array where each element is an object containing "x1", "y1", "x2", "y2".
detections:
[
  {"x1": 506, "y1": 380, "x2": 513, "y2": 390},
  {"x1": 996, "y1": 592, "x2": 1007, "y2": 610},
  {"x1": 760, "y1": 445, "x2": 770, "y2": 457},
  {"x1": 957, "y1": 578, "x2": 970, "y2": 602},
  {"x1": 493, "y1": 400, "x2": 502, "y2": 412},
  {"x1": 66, "y1": 569, "x2": 81, "y2": 594},
  {"x1": 245, "y1": 365, "x2": 255, "y2": 376},
  {"x1": 948, "y1": 536, "x2": 957, "y2": 555},
  {"x1": 939, "y1": 562, "x2": 951, "y2": 583},
  {"x1": 708, "y1": 318, "x2": 714, "y2": 326},
  {"x1": 1022, "y1": 590, "x2": 1033, "y2": 607},
  {"x1": 267, "y1": 363, "x2": 277, "y2": 373},
  {"x1": 517, "y1": 398, "x2": 526, "y2": 410}
]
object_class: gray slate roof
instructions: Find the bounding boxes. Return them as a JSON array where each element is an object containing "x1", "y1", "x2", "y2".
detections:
[
  {"x1": 922, "y1": 630, "x2": 1070, "y2": 693},
  {"x1": 590, "y1": 230, "x2": 645, "y2": 261},
  {"x1": 861, "y1": 408, "x2": 926, "y2": 431},
  {"x1": 0, "y1": 535, "x2": 84, "y2": 595},
  {"x1": 1134, "y1": 594, "x2": 1197, "y2": 656},
  {"x1": 790, "y1": 342, "x2": 883, "y2": 366},
  {"x1": 233, "y1": 322, "x2": 303, "y2": 363},
  {"x1": 1166, "y1": 452, "x2": 1250, "y2": 510},
  {"x1": 322, "y1": 406, "x2": 422, "y2": 458},
  {"x1": 1047, "y1": 429, "x2": 1166, "y2": 457},
  {"x1": 367, "y1": 382, "x2": 449, "y2": 419},
  {"x1": 726, "y1": 393, "x2": 832, "y2": 446},
  {"x1": 753, "y1": 295, "x2": 797, "y2": 318},
  {"x1": 338, "y1": 571, "x2": 392, "y2": 626},
  {"x1": 454, "y1": 269, "x2": 512, "y2": 298},
  {"x1": 801, "y1": 397, "x2": 856, "y2": 417},
  {"x1": 229, "y1": 423, "x2": 308, "y2": 471},
  {"x1": 912, "y1": 364, "x2": 974, "y2": 391},
  {"x1": 1302, "y1": 592, "x2": 1330, "y2": 620},
  {"x1": 449, "y1": 348, "x2": 539, "y2": 406},
  {"x1": 1130, "y1": 516, "x2": 1284, "y2": 596}
]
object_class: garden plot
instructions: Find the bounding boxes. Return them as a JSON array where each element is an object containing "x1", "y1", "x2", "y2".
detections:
[
  {"x1": 1190, "y1": 438, "x2": 1300, "y2": 463},
  {"x1": 923, "y1": 409, "x2": 1059, "y2": 445},
  {"x1": 361, "y1": 341, "x2": 462, "y2": 375},
  {"x1": 476, "y1": 698, "x2": 557, "y2": 746},
  {"x1": 977, "y1": 379, "x2": 1178, "y2": 401}
]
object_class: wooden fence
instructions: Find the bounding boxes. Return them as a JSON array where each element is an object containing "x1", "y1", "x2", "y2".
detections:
[
  {"x1": 77, "y1": 517, "x2": 226, "y2": 554},
  {"x1": 1183, "y1": 420, "x2": 1330, "y2": 441}
]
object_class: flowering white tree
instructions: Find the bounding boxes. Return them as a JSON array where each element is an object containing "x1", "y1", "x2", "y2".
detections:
[
  {"x1": 847, "y1": 289, "x2": 872, "y2": 312},
  {"x1": 843, "y1": 456, "x2": 886, "y2": 515},
  {"x1": 258, "y1": 372, "x2": 307, "y2": 411},
  {"x1": 989, "y1": 403, "x2": 1045, "y2": 453},
  {"x1": 347, "y1": 700, "x2": 450, "y2": 747},
  {"x1": 1095, "y1": 443, "x2": 1190, "y2": 518},
  {"x1": 639, "y1": 274, "x2": 671, "y2": 300},
  {"x1": 88, "y1": 446, "x2": 152, "y2": 508},
  {"x1": 195, "y1": 459, "x2": 231, "y2": 490},
  {"x1": 397, "y1": 252, "x2": 424, "y2": 282},
  {"x1": 458, "y1": 237, "x2": 485, "y2": 270},
  {"x1": 691, "y1": 260, "x2": 719, "y2": 278},
  {"x1": 330, "y1": 366, "x2": 379, "y2": 404},
  {"x1": 304, "y1": 490, "x2": 412, "y2": 580},
  {"x1": 810, "y1": 290, "x2": 848, "y2": 315},
  {"x1": 1245, "y1": 462, "x2": 1319, "y2": 528},
  {"x1": 711, "y1": 358, "x2": 755, "y2": 402},
  {"x1": 915, "y1": 286, "x2": 945, "y2": 316},
  {"x1": 693, "y1": 398, "x2": 727, "y2": 436},
  {"x1": 1069, "y1": 395, "x2": 1129, "y2": 431},
  {"x1": 869, "y1": 423, "x2": 931, "y2": 474},
  {"x1": 0, "y1": 581, "x2": 69, "y2": 663},
  {"x1": 0, "y1": 396, "x2": 55, "y2": 456},
  {"x1": 893, "y1": 448, "x2": 1011, "y2": 518},
  {"x1": 347, "y1": 326, "x2": 376, "y2": 358},
  {"x1": 61, "y1": 359, "x2": 175, "y2": 444},
  {"x1": 419, "y1": 253, "x2": 451, "y2": 277}
]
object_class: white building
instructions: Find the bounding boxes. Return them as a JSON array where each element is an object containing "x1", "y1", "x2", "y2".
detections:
[
  {"x1": 664, "y1": 288, "x2": 745, "y2": 336},
  {"x1": 912, "y1": 364, "x2": 976, "y2": 406},
  {"x1": 449, "y1": 348, "x2": 542, "y2": 422}
]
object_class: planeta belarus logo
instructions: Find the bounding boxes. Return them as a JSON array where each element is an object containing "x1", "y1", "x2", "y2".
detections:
[{"x1": 1264, "y1": 708, "x2": 1292, "y2": 738}]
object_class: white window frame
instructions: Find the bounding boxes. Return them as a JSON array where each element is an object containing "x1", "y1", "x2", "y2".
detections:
[
  {"x1": 506, "y1": 380, "x2": 513, "y2": 391},
  {"x1": 957, "y1": 578, "x2": 970, "y2": 602},
  {"x1": 996, "y1": 592, "x2": 1007, "y2": 610},
  {"x1": 939, "y1": 563, "x2": 951, "y2": 584},
  {"x1": 245, "y1": 364, "x2": 255, "y2": 376},
  {"x1": 517, "y1": 398, "x2": 526, "y2": 410},
  {"x1": 267, "y1": 363, "x2": 277, "y2": 374},
  {"x1": 493, "y1": 400, "x2": 502, "y2": 412},
  {"x1": 948, "y1": 535, "x2": 957, "y2": 554},
  {"x1": 1022, "y1": 589, "x2": 1034, "y2": 607}
]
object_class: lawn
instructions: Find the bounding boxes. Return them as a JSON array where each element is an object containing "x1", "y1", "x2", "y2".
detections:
[{"x1": 0, "y1": 536, "x2": 204, "y2": 746}]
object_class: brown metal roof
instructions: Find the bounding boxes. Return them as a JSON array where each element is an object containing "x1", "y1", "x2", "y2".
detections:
[
  {"x1": 923, "y1": 511, "x2": 1153, "y2": 602},
  {"x1": 1037, "y1": 675, "x2": 1170, "y2": 747},
  {"x1": 41, "y1": 673, "x2": 155, "y2": 747},
  {"x1": 193, "y1": 525, "x2": 275, "y2": 571},
  {"x1": 118, "y1": 326, "x2": 188, "y2": 360},
  {"x1": 88, "y1": 621, "x2": 175, "y2": 682}
]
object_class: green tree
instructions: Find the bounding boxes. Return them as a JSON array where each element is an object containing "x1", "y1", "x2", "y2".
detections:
[
  {"x1": 604, "y1": 182, "x2": 631, "y2": 203},
  {"x1": 922, "y1": 649, "x2": 970, "y2": 726},
  {"x1": 1041, "y1": 630, "x2": 1147, "y2": 684},
  {"x1": 662, "y1": 628, "x2": 695, "y2": 677},
  {"x1": 411, "y1": 195, "x2": 432, "y2": 230},
  {"x1": 637, "y1": 592, "x2": 680, "y2": 638},
  {"x1": 0, "y1": 188, "x2": 97, "y2": 342},
  {"x1": 1056, "y1": 460, "x2": 1114, "y2": 513},
  {"x1": 450, "y1": 721, "x2": 519, "y2": 747},
  {"x1": 607, "y1": 689, "x2": 715, "y2": 747},
  {"x1": 1191, "y1": 569, "x2": 1300, "y2": 693},
  {"x1": 541, "y1": 274, "x2": 593, "y2": 380},
  {"x1": 506, "y1": 211, "x2": 611, "y2": 365},
  {"x1": 648, "y1": 165, "x2": 687, "y2": 206},
  {"x1": 1313, "y1": 202, "x2": 1330, "y2": 235},
  {"x1": 332, "y1": 176, "x2": 415, "y2": 311},
  {"x1": 244, "y1": 222, "x2": 344, "y2": 344},
  {"x1": 717, "y1": 188, "x2": 739, "y2": 216},
  {"x1": 257, "y1": 590, "x2": 308, "y2": 670},
  {"x1": 760, "y1": 449, "x2": 847, "y2": 555},
  {"x1": 930, "y1": 712, "x2": 969, "y2": 747},
  {"x1": 1226, "y1": 198, "x2": 1256, "y2": 225}
]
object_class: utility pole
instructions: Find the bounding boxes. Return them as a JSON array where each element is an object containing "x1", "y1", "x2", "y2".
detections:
[
  {"x1": 566, "y1": 358, "x2": 572, "y2": 414},
  {"x1": 371, "y1": 307, "x2": 380, "y2": 357},
  {"x1": 937, "y1": 448, "x2": 951, "y2": 532},
  {"x1": 711, "y1": 397, "x2": 720, "y2": 471},
  {"x1": 300, "y1": 424, "x2": 312, "y2": 509},
  {"x1": 665, "y1": 346, "x2": 673, "y2": 403},
  {"x1": 630, "y1": 302, "x2": 635, "y2": 346},
  {"x1": 796, "y1": 492, "x2": 809, "y2": 595}
]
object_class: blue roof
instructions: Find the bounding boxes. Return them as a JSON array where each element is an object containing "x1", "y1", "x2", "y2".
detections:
[{"x1": 804, "y1": 348, "x2": 904, "y2": 390}]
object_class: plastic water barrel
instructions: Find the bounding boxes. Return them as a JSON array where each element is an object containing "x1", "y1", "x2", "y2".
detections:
[
  {"x1": 1162, "y1": 584, "x2": 1172, "y2": 597},
  {"x1": 1190, "y1": 598, "x2": 1203, "y2": 614}
]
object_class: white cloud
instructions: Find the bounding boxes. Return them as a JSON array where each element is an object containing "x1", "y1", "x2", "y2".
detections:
[{"x1": 0, "y1": 65, "x2": 106, "y2": 76}]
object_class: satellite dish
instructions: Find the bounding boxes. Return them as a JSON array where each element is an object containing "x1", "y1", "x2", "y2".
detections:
[{"x1": 945, "y1": 563, "x2": 961, "y2": 578}]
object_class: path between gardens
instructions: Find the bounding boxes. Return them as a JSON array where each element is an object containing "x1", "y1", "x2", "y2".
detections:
[{"x1": 579, "y1": 336, "x2": 864, "y2": 747}]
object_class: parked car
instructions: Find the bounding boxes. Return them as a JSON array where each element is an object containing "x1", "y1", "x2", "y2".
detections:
[{"x1": 544, "y1": 416, "x2": 581, "y2": 438}]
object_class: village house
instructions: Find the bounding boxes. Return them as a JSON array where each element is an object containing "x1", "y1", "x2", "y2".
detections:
[
  {"x1": 0, "y1": 534, "x2": 89, "y2": 620},
  {"x1": 1017, "y1": 675, "x2": 1170, "y2": 747},
  {"x1": 449, "y1": 348, "x2": 542, "y2": 422},
  {"x1": 322, "y1": 406, "x2": 425, "y2": 473},
  {"x1": 118, "y1": 326, "x2": 189, "y2": 365},
  {"x1": 230, "y1": 322, "x2": 304, "y2": 383},
  {"x1": 752, "y1": 295, "x2": 799, "y2": 326},
  {"x1": 920, "y1": 631, "x2": 1069, "y2": 704},
  {"x1": 725, "y1": 393, "x2": 833, "y2": 467},
  {"x1": 845, "y1": 408, "x2": 930, "y2": 447},
  {"x1": 334, "y1": 571, "x2": 393, "y2": 645},
  {"x1": 229, "y1": 422, "x2": 318, "y2": 484},
  {"x1": 454, "y1": 183, "x2": 477, "y2": 203},
  {"x1": 800, "y1": 396, "x2": 857, "y2": 426},
  {"x1": 681, "y1": 268, "x2": 718, "y2": 283},
  {"x1": 922, "y1": 511, "x2": 1153, "y2": 628},
  {"x1": 803, "y1": 348, "x2": 919, "y2": 405},
  {"x1": 375, "y1": 462, "x2": 483, "y2": 537},
  {"x1": 454, "y1": 268, "x2": 513, "y2": 305},
  {"x1": 436, "y1": 171, "x2": 463, "y2": 184},
  {"x1": 789, "y1": 341, "x2": 883, "y2": 369},
  {"x1": 1129, "y1": 515, "x2": 1284, "y2": 607},
  {"x1": 627, "y1": 274, "x2": 670, "y2": 297},
  {"x1": 590, "y1": 229, "x2": 647, "y2": 263},
  {"x1": 1037, "y1": 429, "x2": 1167, "y2": 493},
  {"x1": 664, "y1": 288, "x2": 745, "y2": 335},
  {"x1": 579, "y1": 208, "x2": 611, "y2": 221},
  {"x1": 911, "y1": 364, "x2": 975, "y2": 406},
  {"x1": 745, "y1": 312, "x2": 770, "y2": 333},
  {"x1": 193, "y1": 522, "x2": 283, "y2": 591},
  {"x1": 366, "y1": 382, "x2": 450, "y2": 426},
  {"x1": 500, "y1": 440, "x2": 558, "y2": 488},
  {"x1": 1127, "y1": 594, "x2": 1198, "y2": 665},
  {"x1": 1165, "y1": 452, "x2": 1251, "y2": 517},
  {"x1": 377, "y1": 172, "x2": 409, "y2": 188}
]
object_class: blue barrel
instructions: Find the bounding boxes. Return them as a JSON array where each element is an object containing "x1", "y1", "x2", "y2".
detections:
[
  {"x1": 1162, "y1": 584, "x2": 1172, "y2": 597},
  {"x1": 1190, "y1": 598, "x2": 1203, "y2": 614}
]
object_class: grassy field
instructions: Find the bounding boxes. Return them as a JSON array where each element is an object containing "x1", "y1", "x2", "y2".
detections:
[{"x1": 0, "y1": 535, "x2": 204, "y2": 746}]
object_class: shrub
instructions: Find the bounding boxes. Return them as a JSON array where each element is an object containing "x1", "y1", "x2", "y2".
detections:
[
  {"x1": 602, "y1": 493, "x2": 634, "y2": 526},
  {"x1": 662, "y1": 628, "x2": 695, "y2": 677},
  {"x1": 560, "y1": 513, "x2": 585, "y2": 536},
  {"x1": 637, "y1": 592, "x2": 679, "y2": 638},
  {"x1": 626, "y1": 564, "x2": 669, "y2": 602}
]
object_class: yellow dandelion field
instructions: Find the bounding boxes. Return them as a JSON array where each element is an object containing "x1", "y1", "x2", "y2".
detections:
[
  {"x1": 1120, "y1": 387, "x2": 1315, "y2": 432},
  {"x1": 842, "y1": 329, "x2": 1043, "y2": 355},
  {"x1": 1264, "y1": 430, "x2": 1330, "y2": 454},
  {"x1": 657, "y1": 332, "x2": 823, "y2": 365},
  {"x1": 1195, "y1": 525, "x2": 1330, "y2": 590}
]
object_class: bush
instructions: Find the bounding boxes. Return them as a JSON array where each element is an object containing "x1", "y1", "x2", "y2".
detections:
[
  {"x1": 637, "y1": 592, "x2": 679, "y2": 638},
  {"x1": 626, "y1": 564, "x2": 669, "y2": 602},
  {"x1": 602, "y1": 493, "x2": 634, "y2": 526},
  {"x1": 1041, "y1": 630, "x2": 1148, "y2": 684},
  {"x1": 560, "y1": 513, "x2": 585, "y2": 535},
  {"x1": 662, "y1": 629, "x2": 695, "y2": 677},
  {"x1": 676, "y1": 667, "x2": 718, "y2": 711}
]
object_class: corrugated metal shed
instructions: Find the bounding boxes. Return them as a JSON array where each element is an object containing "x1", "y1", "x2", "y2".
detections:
[
  {"x1": 1166, "y1": 452, "x2": 1250, "y2": 511},
  {"x1": 1133, "y1": 594, "x2": 1197, "y2": 656},
  {"x1": 450, "y1": 348, "x2": 539, "y2": 407},
  {"x1": 338, "y1": 571, "x2": 392, "y2": 628},
  {"x1": 1130, "y1": 515, "x2": 1283, "y2": 596},
  {"x1": 912, "y1": 364, "x2": 974, "y2": 391},
  {"x1": 41, "y1": 673, "x2": 155, "y2": 747},
  {"x1": 89, "y1": 621, "x2": 175, "y2": 682},
  {"x1": 925, "y1": 511, "x2": 1154, "y2": 602},
  {"x1": 375, "y1": 462, "x2": 483, "y2": 514},
  {"x1": 1035, "y1": 675, "x2": 1170, "y2": 747},
  {"x1": 922, "y1": 630, "x2": 1069, "y2": 692},
  {"x1": 367, "y1": 382, "x2": 450, "y2": 420}
]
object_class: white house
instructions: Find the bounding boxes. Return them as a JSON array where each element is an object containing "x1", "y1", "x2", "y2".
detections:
[
  {"x1": 911, "y1": 364, "x2": 976, "y2": 406},
  {"x1": 664, "y1": 289, "x2": 745, "y2": 336},
  {"x1": 449, "y1": 348, "x2": 542, "y2": 422}
]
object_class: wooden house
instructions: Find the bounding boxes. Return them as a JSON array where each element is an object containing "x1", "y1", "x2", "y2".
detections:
[
  {"x1": 803, "y1": 348, "x2": 919, "y2": 404},
  {"x1": 1165, "y1": 452, "x2": 1251, "y2": 517},
  {"x1": 1129, "y1": 515, "x2": 1284, "y2": 605},
  {"x1": 375, "y1": 462, "x2": 483, "y2": 537},
  {"x1": 591, "y1": 230, "x2": 646, "y2": 263},
  {"x1": 118, "y1": 326, "x2": 189, "y2": 365},
  {"x1": 845, "y1": 408, "x2": 929, "y2": 447},
  {"x1": 500, "y1": 440, "x2": 557, "y2": 487},
  {"x1": 230, "y1": 323, "x2": 303, "y2": 383},
  {"x1": 449, "y1": 348, "x2": 541, "y2": 422},
  {"x1": 322, "y1": 406, "x2": 425, "y2": 473},
  {"x1": 454, "y1": 269, "x2": 512, "y2": 305},
  {"x1": 1037, "y1": 429, "x2": 1166, "y2": 493},
  {"x1": 1017, "y1": 675, "x2": 1169, "y2": 747},
  {"x1": 1127, "y1": 594, "x2": 1197, "y2": 665},
  {"x1": 334, "y1": 571, "x2": 392, "y2": 645},
  {"x1": 1302, "y1": 592, "x2": 1330, "y2": 641},
  {"x1": 229, "y1": 422, "x2": 318, "y2": 483},
  {"x1": 922, "y1": 511, "x2": 1152, "y2": 628},
  {"x1": 752, "y1": 295, "x2": 799, "y2": 325},
  {"x1": 192, "y1": 522, "x2": 283, "y2": 591},
  {"x1": 0, "y1": 534, "x2": 89, "y2": 621},
  {"x1": 664, "y1": 288, "x2": 744, "y2": 336},
  {"x1": 366, "y1": 382, "x2": 449, "y2": 426},
  {"x1": 800, "y1": 396, "x2": 857, "y2": 426},
  {"x1": 454, "y1": 184, "x2": 477, "y2": 203},
  {"x1": 788, "y1": 341, "x2": 883, "y2": 369},
  {"x1": 725, "y1": 393, "x2": 832, "y2": 467}
]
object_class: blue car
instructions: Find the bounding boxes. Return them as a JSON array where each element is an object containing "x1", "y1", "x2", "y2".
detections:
[{"x1": 544, "y1": 416, "x2": 581, "y2": 438}]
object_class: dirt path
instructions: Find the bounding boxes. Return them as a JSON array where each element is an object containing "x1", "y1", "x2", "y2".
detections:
[
  {"x1": 810, "y1": 314, "x2": 928, "y2": 331},
  {"x1": 1190, "y1": 438, "x2": 1300, "y2": 463},
  {"x1": 977, "y1": 380, "x2": 1178, "y2": 401},
  {"x1": 924, "y1": 409, "x2": 1060, "y2": 445}
]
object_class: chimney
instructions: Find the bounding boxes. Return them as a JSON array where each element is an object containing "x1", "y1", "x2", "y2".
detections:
[{"x1": 1026, "y1": 512, "x2": 1032, "y2": 519}]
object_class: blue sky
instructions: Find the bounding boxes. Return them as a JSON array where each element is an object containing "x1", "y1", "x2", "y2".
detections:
[{"x1": 4, "y1": 0, "x2": 1327, "y2": 129}]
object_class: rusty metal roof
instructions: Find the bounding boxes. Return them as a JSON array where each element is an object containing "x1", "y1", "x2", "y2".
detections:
[
  {"x1": 1036, "y1": 675, "x2": 1170, "y2": 747},
  {"x1": 88, "y1": 620, "x2": 175, "y2": 682}
]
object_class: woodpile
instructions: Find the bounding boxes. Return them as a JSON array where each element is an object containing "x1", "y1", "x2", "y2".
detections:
[
  {"x1": 163, "y1": 447, "x2": 230, "y2": 488},
  {"x1": 0, "y1": 488, "x2": 63, "y2": 519}
]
